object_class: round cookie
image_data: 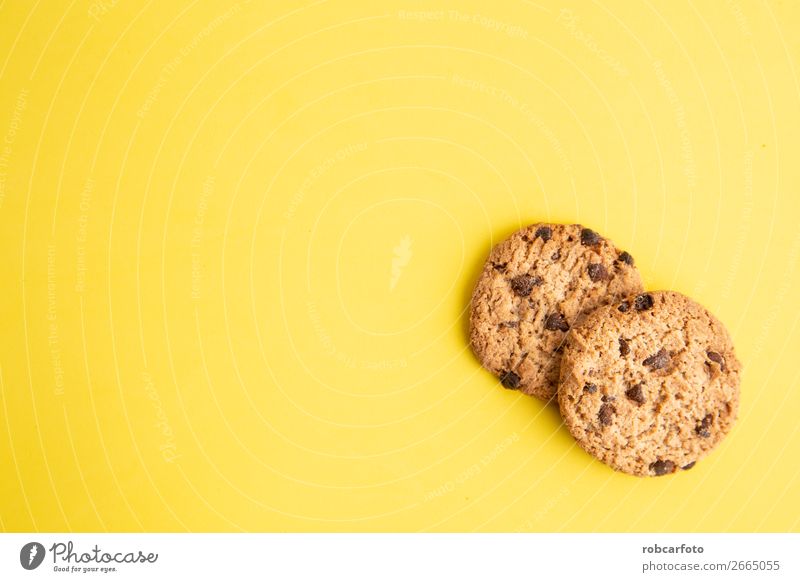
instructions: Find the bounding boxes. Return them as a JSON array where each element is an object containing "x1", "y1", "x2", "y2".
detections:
[
  {"x1": 558, "y1": 291, "x2": 741, "y2": 477},
  {"x1": 469, "y1": 223, "x2": 643, "y2": 400}
]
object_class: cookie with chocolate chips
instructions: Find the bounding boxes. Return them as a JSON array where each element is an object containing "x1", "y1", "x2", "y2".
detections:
[
  {"x1": 469, "y1": 223, "x2": 642, "y2": 399},
  {"x1": 557, "y1": 291, "x2": 741, "y2": 476}
]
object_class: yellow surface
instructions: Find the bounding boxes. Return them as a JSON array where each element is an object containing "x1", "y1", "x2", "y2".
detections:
[{"x1": 1, "y1": 0, "x2": 799, "y2": 533}]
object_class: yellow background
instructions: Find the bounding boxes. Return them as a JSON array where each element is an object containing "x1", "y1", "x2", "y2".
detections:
[{"x1": 1, "y1": 0, "x2": 798, "y2": 532}]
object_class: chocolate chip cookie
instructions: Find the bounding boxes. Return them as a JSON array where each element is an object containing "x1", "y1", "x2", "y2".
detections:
[
  {"x1": 469, "y1": 223, "x2": 643, "y2": 399},
  {"x1": 558, "y1": 291, "x2": 741, "y2": 476}
]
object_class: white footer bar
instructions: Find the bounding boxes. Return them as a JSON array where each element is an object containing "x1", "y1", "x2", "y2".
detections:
[{"x1": 1, "y1": 533, "x2": 797, "y2": 581}]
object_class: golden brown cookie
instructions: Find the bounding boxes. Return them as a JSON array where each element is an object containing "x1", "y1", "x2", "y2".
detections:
[
  {"x1": 558, "y1": 291, "x2": 741, "y2": 476},
  {"x1": 469, "y1": 223, "x2": 643, "y2": 399}
]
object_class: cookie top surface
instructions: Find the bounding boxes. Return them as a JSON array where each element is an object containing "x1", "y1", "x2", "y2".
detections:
[
  {"x1": 469, "y1": 223, "x2": 643, "y2": 399},
  {"x1": 557, "y1": 290, "x2": 741, "y2": 477}
]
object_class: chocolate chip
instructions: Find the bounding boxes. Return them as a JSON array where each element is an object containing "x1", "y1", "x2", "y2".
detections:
[
  {"x1": 625, "y1": 383, "x2": 646, "y2": 405},
  {"x1": 491, "y1": 261, "x2": 507, "y2": 272},
  {"x1": 551, "y1": 250, "x2": 561, "y2": 261},
  {"x1": 510, "y1": 275, "x2": 542, "y2": 297},
  {"x1": 707, "y1": 350, "x2": 727, "y2": 371},
  {"x1": 695, "y1": 413, "x2": 713, "y2": 438},
  {"x1": 544, "y1": 313, "x2": 570, "y2": 332},
  {"x1": 601, "y1": 395, "x2": 616, "y2": 402},
  {"x1": 633, "y1": 293, "x2": 654, "y2": 311},
  {"x1": 618, "y1": 251, "x2": 634, "y2": 266},
  {"x1": 534, "y1": 226, "x2": 552, "y2": 241},
  {"x1": 598, "y1": 403, "x2": 616, "y2": 426},
  {"x1": 587, "y1": 263, "x2": 608, "y2": 282},
  {"x1": 650, "y1": 460, "x2": 676, "y2": 476},
  {"x1": 499, "y1": 371, "x2": 520, "y2": 389},
  {"x1": 618, "y1": 301, "x2": 630, "y2": 313},
  {"x1": 580, "y1": 228, "x2": 602, "y2": 246},
  {"x1": 618, "y1": 338, "x2": 630, "y2": 356},
  {"x1": 682, "y1": 461, "x2": 696, "y2": 470},
  {"x1": 643, "y1": 348, "x2": 670, "y2": 370},
  {"x1": 583, "y1": 383, "x2": 597, "y2": 394}
]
